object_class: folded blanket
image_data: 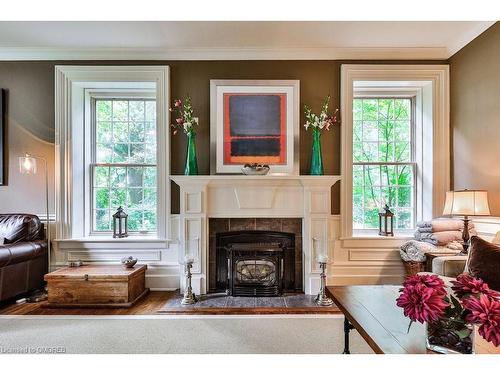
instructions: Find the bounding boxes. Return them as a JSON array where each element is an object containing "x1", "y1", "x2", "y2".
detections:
[
  {"x1": 416, "y1": 219, "x2": 474, "y2": 233},
  {"x1": 400, "y1": 240, "x2": 436, "y2": 262},
  {"x1": 414, "y1": 229, "x2": 477, "y2": 246}
]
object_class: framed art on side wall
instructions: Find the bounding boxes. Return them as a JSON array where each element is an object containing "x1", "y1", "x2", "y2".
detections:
[{"x1": 210, "y1": 80, "x2": 299, "y2": 175}]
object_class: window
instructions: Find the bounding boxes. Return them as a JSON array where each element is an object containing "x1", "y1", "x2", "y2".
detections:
[
  {"x1": 352, "y1": 98, "x2": 416, "y2": 231},
  {"x1": 92, "y1": 98, "x2": 157, "y2": 233}
]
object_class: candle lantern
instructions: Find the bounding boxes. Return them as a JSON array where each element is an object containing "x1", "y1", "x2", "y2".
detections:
[
  {"x1": 112, "y1": 206, "x2": 128, "y2": 238},
  {"x1": 378, "y1": 204, "x2": 394, "y2": 237}
]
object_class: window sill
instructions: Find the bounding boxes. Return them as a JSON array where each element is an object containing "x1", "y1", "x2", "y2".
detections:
[
  {"x1": 343, "y1": 231, "x2": 414, "y2": 240},
  {"x1": 53, "y1": 237, "x2": 171, "y2": 250}
]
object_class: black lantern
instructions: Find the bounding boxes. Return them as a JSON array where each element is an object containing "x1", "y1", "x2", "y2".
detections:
[
  {"x1": 378, "y1": 204, "x2": 394, "y2": 237},
  {"x1": 112, "y1": 206, "x2": 128, "y2": 238}
]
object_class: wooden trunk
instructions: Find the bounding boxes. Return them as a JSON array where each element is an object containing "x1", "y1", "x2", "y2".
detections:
[{"x1": 44, "y1": 265, "x2": 149, "y2": 308}]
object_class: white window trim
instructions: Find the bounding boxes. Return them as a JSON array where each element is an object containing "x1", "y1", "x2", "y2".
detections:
[
  {"x1": 340, "y1": 64, "x2": 450, "y2": 239},
  {"x1": 54, "y1": 65, "x2": 170, "y2": 244}
]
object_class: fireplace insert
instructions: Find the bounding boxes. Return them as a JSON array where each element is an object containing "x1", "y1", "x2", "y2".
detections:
[{"x1": 215, "y1": 230, "x2": 295, "y2": 297}]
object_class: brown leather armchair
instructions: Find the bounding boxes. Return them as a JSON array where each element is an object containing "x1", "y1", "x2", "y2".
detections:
[{"x1": 0, "y1": 214, "x2": 48, "y2": 303}]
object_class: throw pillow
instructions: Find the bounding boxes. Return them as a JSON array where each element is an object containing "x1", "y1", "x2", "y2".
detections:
[{"x1": 467, "y1": 236, "x2": 500, "y2": 291}]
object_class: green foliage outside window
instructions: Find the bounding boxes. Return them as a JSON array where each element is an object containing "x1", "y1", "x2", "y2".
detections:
[{"x1": 353, "y1": 98, "x2": 415, "y2": 230}]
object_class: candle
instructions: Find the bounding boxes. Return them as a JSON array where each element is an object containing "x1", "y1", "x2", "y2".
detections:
[{"x1": 317, "y1": 254, "x2": 329, "y2": 263}]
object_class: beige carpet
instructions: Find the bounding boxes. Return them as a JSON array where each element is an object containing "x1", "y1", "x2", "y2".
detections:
[{"x1": 0, "y1": 315, "x2": 373, "y2": 354}]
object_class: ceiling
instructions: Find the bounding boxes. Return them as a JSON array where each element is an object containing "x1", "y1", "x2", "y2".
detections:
[{"x1": 0, "y1": 21, "x2": 494, "y2": 60}]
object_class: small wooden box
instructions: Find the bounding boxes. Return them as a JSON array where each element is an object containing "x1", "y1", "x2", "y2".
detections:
[{"x1": 44, "y1": 265, "x2": 149, "y2": 308}]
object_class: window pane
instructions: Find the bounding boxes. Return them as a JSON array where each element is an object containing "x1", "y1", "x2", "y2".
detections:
[
  {"x1": 362, "y1": 99, "x2": 377, "y2": 120},
  {"x1": 96, "y1": 144, "x2": 112, "y2": 163},
  {"x1": 94, "y1": 188, "x2": 110, "y2": 209},
  {"x1": 145, "y1": 101, "x2": 156, "y2": 121},
  {"x1": 96, "y1": 101, "x2": 112, "y2": 121},
  {"x1": 352, "y1": 97, "x2": 414, "y2": 231},
  {"x1": 93, "y1": 98, "x2": 157, "y2": 232},
  {"x1": 378, "y1": 99, "x2": 394, "y2": 120},
  {"x1": 111, "y1": 188, "x2": 126, "y2": 207},
  {"x1": 113, "y1": 143, "x2": 129, "y2": 163},
  {"x1": 129, "y1": 101, "x2": 145, "y2": 121},
  {"x1": 97, "y1": 122, "x2": 112, "y2": 144},
  {"x1": 129, "y1": 122, "x2": 145, "y2": 142},
  {"x1": 144, "y1": 167, "x2": 156, "y2": 187},
  {"x1": 94, "y1": 166, "x2": 109, "y2": 187},
  {"x1": 113, "y1": 101, "x2": 128, "y2": 121},
  {"x1": 127, "y1": 167, "x2": 143, "y2": 187},
  {"x1": 94, "y1": 210, "x2": 110, "y2": 231},
  {"x1": 394, "y1": 99, "x2": 410, "y2": 120}
]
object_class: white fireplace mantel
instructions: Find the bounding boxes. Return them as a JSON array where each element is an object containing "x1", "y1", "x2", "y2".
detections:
[{"x1": 171, "y1": 175, "x2": 341, "y2": 295}]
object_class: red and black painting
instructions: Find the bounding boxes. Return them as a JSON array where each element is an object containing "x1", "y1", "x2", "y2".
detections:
[{"x1": 223, "y1": 93, "x2": 287, "y2": 165}]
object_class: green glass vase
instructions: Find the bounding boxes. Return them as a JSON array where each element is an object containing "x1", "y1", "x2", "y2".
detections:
[
  {"x1": 184, "y1": 131, "x2": 199, "y2": 176},
  {"x1": 310, "y1": 127, "x2": 324, "y2": 175}
]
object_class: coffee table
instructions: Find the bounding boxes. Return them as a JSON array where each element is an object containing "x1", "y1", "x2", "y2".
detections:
[{"x1": 327, "y1": 285, "x2": 499, "y2": 354}]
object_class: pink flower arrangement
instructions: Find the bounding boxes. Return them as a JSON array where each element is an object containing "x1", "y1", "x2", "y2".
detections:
[
  {"x1": 463, "y1": 294, "x2": 500, "y2": 347},
  {"x1": 396, "y1": 274, "x2": 448, "y2": 324},
  {"x1": 397, "y1": 272, "x2": 500, "y2": 348},
  {"x1": 170, "y1": 96, "x2": 199, "y2": 136},
  {"x1": 451, "y1": 273, "x2": 500, "y2": 299},
  {"x1": 303, "y1": 95, "x2": 339, "y2": 132}
]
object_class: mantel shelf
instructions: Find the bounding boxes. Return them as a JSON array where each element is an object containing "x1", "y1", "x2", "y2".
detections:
[{"x1": 170, "y1": 174, "x2": 341, "y2": 188}]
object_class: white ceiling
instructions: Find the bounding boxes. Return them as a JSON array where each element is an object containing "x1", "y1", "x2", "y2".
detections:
[{"x1": 0, "y1": 21, "x2": 494, "y2": 60}]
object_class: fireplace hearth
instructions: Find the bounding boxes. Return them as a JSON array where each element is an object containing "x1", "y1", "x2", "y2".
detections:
[{"x1": 215, "y1": 230, "x2": 296, "y2": 297}]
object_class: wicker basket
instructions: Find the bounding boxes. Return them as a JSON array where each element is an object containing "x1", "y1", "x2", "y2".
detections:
[{"x1": 402, "y1": 260, "x2": 426, "y2": 276}]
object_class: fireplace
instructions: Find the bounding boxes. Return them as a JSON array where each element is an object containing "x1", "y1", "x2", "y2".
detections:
[{"x1": 215, "y1": 230, "x2": 296, "y2": 296}]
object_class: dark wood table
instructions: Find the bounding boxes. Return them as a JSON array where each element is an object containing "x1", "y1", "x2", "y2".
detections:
[{"x1": 327, "y1": 285, "x2": 499, "y2": 354}]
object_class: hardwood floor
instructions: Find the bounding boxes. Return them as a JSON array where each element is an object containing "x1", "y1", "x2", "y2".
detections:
[
  {"x1": 0, "y1": 291, "x2": 340, "y2": 315},
  {"x1": 0, "y1": 291, "x2": 175, "y2": 315}
]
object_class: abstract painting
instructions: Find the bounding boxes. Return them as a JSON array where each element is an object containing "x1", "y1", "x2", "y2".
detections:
[{"x1": 210, "y1": 80, "x2": 299, "y2": 175}]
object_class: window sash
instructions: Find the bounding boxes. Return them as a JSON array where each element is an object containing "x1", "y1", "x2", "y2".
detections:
[
  {"x1": 352, "y1": 162, "x2": 417, "y2": 230},
  {"x1": 352, "y1": 97, "x2": 417, "y2": 232},
  {"x1": 90, "y1": 97, "x2": 158, "y2": 235}
]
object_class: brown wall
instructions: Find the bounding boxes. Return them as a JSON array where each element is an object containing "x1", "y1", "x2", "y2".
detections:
[
  {"x1": 450, "y1": 22, "x2": 500, "y2": 216},
  {"x1": 0, "y1": 59, "x2": 444, "y2": 217},
  {"x1": 0, "y1": 62, "x2": 55, "y2": 215}
]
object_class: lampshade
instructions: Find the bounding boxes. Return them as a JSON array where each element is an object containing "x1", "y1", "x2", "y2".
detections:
[
  {"x1": 19, "y1": 153, "x2": 37, "y2": 174},
  {"x1": 442, "y1": 190, "x2": 491, "y2": 216}
]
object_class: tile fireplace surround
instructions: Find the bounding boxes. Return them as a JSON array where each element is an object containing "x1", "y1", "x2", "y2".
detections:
[{"x1": 171, "y1": 175, "x2": 341, "y2": 295}]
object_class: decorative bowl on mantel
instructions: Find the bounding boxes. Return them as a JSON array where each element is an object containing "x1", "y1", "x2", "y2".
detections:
[{"x1": 241, "y1": 163, "x2": 270, "y2": 175}]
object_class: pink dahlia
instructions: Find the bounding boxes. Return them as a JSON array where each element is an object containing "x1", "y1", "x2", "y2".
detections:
[
  {"x1": 451, "y1": 273, "x2": 500, "y2": 300},
  {"x1": 397, "y1": 281, "x2": 448, "y2": 324},
  {"x1": 403, "y1": 274, "x2": 447, "y2": 295},
  {"x1": 463, "y1": 294, "x2": 500, "y2": 347}
]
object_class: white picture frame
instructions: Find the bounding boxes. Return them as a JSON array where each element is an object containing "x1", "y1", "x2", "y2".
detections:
[{"x1": 210, "y1": 79, "x2": 300, "y2": 175}]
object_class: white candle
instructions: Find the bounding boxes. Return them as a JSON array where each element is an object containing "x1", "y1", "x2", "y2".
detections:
[{"x1": 317, "y1": 254, "x2": 329, "y2": 263}]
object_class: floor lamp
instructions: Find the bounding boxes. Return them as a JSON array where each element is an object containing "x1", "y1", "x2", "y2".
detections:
[{"x1": 19, "y1": 153, "x2": 50, "y2": 302}]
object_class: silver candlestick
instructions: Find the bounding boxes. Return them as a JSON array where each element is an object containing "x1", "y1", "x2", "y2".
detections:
[
  {"x1": 181, "y1": 261, "x2": 197, "y2": 305},
  {"x1": 315, "y1": 261, "x2": 334, "y2": 306}
]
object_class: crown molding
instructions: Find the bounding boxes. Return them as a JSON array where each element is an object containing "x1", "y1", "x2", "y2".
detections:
[{"x1": 0, "y1": 46, "x2": 450, "y2": 61}]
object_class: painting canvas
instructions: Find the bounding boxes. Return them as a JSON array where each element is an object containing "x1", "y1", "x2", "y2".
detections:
[{"x1": 211, "y1": 80, "x2": 299, "y2": 175}]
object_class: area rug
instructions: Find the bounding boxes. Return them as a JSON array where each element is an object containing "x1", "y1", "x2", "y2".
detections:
[{"x1": 0, "y1": 315, "x2": 372, "y2": 354}]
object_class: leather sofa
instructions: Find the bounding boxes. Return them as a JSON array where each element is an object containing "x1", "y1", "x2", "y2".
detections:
[{"x1": 0, "y1": 214, "x2": 48, "y2": 303}]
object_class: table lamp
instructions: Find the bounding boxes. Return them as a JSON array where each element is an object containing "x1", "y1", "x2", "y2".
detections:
[{"x1": 442, "y1": 189, "x2": 490, "y2": 254}]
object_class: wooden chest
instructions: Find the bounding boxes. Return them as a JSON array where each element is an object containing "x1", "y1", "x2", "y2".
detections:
[{"x1": 44, "y1": 264, "x2": 149, "y2": 308}]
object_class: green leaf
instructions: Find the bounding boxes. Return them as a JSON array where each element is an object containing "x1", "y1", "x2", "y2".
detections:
[{"x1": 456, "y1": 328, "x2": 472, "y2": 339}]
